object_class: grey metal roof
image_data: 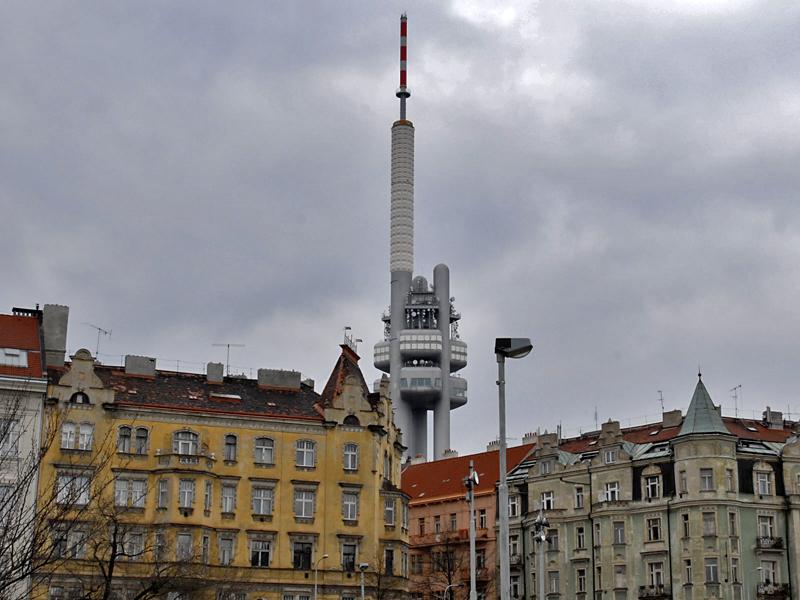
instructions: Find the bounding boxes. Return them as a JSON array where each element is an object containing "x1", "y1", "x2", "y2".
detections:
[{"x1": 678, "y1": 378, "x2": 731, "y2": 437}]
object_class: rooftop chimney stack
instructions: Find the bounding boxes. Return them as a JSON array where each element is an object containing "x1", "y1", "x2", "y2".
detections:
[{"x1": 42, "y1": 304, "x2": 69, "y2": 367}]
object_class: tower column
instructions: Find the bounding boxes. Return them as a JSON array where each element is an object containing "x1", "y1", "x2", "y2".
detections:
[
  {"x1": 433, "y1": 263, "x2": 451, "y2": 458},
  {"x1": 411, "y1": 408, "x2": 427, "y2": 458}
]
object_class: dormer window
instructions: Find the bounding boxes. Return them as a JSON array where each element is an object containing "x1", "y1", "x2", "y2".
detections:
[
  {"x1": 539, "y1": 460, "x2": 553, "y2": 475},
  {"x1": 604, "y1": 449, "x2": 618, "y2": 464},
  {"x1": 645, "y1": 475, "x2": 661, "y2": 499},
  {"x1": 756, "y1": 469, "x2": 773, "y2": 496}
]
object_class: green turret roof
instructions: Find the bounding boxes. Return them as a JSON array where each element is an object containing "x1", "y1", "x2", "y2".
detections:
[{"x1": 678, "y1": 376, "x2": 731, "y2": 437}]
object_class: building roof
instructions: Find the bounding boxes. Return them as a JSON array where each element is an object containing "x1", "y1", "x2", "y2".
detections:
[
  {"x1": 678, "y1": 377, "x2": 730, "y2": 437},
  {"x1": 0, "y1": 313, "x2": 43, "y2": 378},
  {"x1": 88, "y1": 366, "x2": 324, "y2": 422},
  {"x1": 401, "y1": 443, "x2": 535, "y2": 504},
  {"x1": 320, "y1": 344, "x2": 371, "y2": 407}
]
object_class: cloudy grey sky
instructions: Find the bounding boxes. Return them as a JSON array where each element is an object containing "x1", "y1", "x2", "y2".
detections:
[{"x1": 2, "y1": 1, "x2": 799, "y2": 455}]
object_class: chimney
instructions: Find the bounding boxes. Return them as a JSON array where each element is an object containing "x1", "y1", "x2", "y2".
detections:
[
  {"x1": 409, "y1": 454, "x2": 427, "y2": 465},
  {"x1": 207, "y1": 362, "x2": 224, "y2": 384},
  {"x1": 662, "y1": 409, "x2": 683, "y2": 428},
  {"x1": 522, "y1": 431, "x2": 538, "y2": 445},
  {"x1": 42, "y1": 304, "x2": 69, "y2": 367},
  {"x1": 125, "y1": 355, "x2": 156, "y2": 378},
  {"x1": 443, "y1": 449, "x2": 458, "y2": 458},
  {"x1": 258, "y1": 368, "x2": 301, "y2": 390},
  {"x1": 763, "y1": 406, "x2": 784, "y2": 430},
  {"x1": 486, "y1": 440, "x2": 500, "y2": 452},
  {"x1": 302, "y1": 378, "x2": 315, "y2": 390}
]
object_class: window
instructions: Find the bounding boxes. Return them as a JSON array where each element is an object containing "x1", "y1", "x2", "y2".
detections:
[
  {"x1": 594, "y1": 522, "x2": 601, "y2": 545},
  {"x1": 614, "y1": 565, "x2": 626, "y2": 589},
  {"x1": 177, "y1": 533, "x2": 193, "y2": 561},
  {"x1": 760, "y1": 560, "x2": 777, "y2": 584},
  {"x1": 702, "y1": 512, "x2": 716, "y2": 537},
  {"x1": 679, "y1": 470, "x2": 687, "y2": 493},
  {"x1": 411, "y1": 554, "x2": 422, "y2": 574},
  {"x1": 758, "y1": 515, "x2": 774, "y2": 538},
  {"x1": 133, "y1": 427, "x2": 148, "y2": 454},
  {"x1": 342, "y1": 543, "x2": 357, "y2": 572},
  {"x1": 757, "y1": 471, "x2": 773, "y2": 496},
  {"x1": 295, "y1": 439, "x2": 316, "y2": 467},
  {"x1": 476, "y1": 549, "x2": 486, "y2": 569},
  {"x1": 114, "y1": 477, "x2": 147, "y2": 508},
  {"x1": 681, "y1": 513, "x2": 690, "y2": 537},
  {"x1": 575, "y1": 526, "x2": 586, "y2": 549},
  {"x1": 0, "y1": 348, "x2": 28, "y2": 367},
  {"x1": 384, "y1": 498, "x2": 395, "y2": 525},
  {"x1": 219, "y1": 536, "x2": 234, "y2": 565},
  {"x1": 224, "y1": 435, "x2": 237, "y2": 461},
  {"x1": 402, "y1": 501, "x2": 408, "y2": 528},
  {"x1": 254, "y1": 437, "x2": 274, "y2": 464},
  {"x1": 645, "y1": 475, "x2": 661, "y2": 499},
  {"x1": 155, "y1": 532, "x2": 167, "y2": 562},
  {"x1": 730, "y1": 557, "x2": 739, "y2": 583},
  {"x1": 56, "y1": 472, "x2": 90, "y2": 505},
  {"x1": 604, "y1": 449, "x2": 617, "y2": 464},
  {"x1": 577, "y1": 568, "x2": 587, "y2": 592},
  {"x1": 0, "y1": 419, "x2": 18, "y2": 457},
  {"x1": 174, "y1": 431, "x2": 199, "y2": 456},
  {"x1": 508, "y1": 496, "x2": 519, "y2": 517},
  {"x1": 449, "y1": 513, "x2": 457, "y2": 531},
  {"x1": 575, "y1": 486, "x2": 584, "y2": 509},
  {"x1": 418, "y1": 517, "x2": 425, "y2": 535},
  {"x1": 221, "y1": 484, "x2": 237, "y2": 513},
  {"x1": 434, "y1": 515, "x2": 441, "y2": 533},
  {"x1": 205, "y1": 481, "x2": 212, "y2": 511},
  {"x1": 202, "y1": 534, "x2": 210, "y2": 564},
  {"x1": 604, "y1": 481, "x2": 619, "y2": 501},
  {"x1": 646, "y1": 517, "x2": 662, "y2": 542},
  {"x1": 344, "y1": 443, "x2": 358, "y2": 470},
  {"x1": 54, "y1": 526, "x2": 87, "y2": 559},
  {"x1": 78, "y1": 424, "x2": 93, "y2": 450},
  {"x1": 294, "y1": 490, "x2": 315, "y2": 518},
  {"x1": 157, "y1": 479, "x2": 169, "y2": 508},
  {"x1": 548, "y1": 571, "x2": 560, "y2": 594},
  {"x1": 700, "y1": 468, "x2": 714, "y2": 491},
  {"x1": 479, "y1": 509, "x2": 487, "y2": 529},
  {"x1": 540, "y1": 459, "x2": 552, "y2": 475},
  {"x1": 511, "y1": 575, "x2": 520, "y2": 598},
  {"x1": 384, "y1": 548, "x2": 394, "y2": 575},
  {"x1": 123, "y1": 531, "x2": 144, "y2": 560},
  {"x1": 293, "y1": 542, "x2": 312, "y2": 569},
  {"x1": 342, "y1": 492, "x2": 359, "y2": 521},
  {"x1": 726, "y1": 468, "x2": 735, "y2": 492},
  {"x1": 117, "y1": 427, "x2": 132, "y2": 453},
  {"x1": 728, "y1": 511, "x2": 738, "y2": 537},
  {"x1": 704, "y1": 558, "x2": 718, "y2": 583},
  {"x1": 541, "y1": 491, "x2": 554, "y2": 510},
  {"x1": 648, "y1": 562, "x2": 664, "y2": 587},
  {"x1": 179, "y1": 480, "x2": 196, "y2": 508},
  {"x1": 547, "y1": 528, "x2": 559, "y2": 552},
  {"x1": 253, "y1": 486, "x2": 274, "y2": 516},
  {"x1": 509, "y1": 535, "x2": 519, "y2": 556},
  {"x1": 613, "y1": 521, "x2": 625, "y2": 545},
  {"x1": 61, "y1": 423, "x2": 93, "y2": 450},
  {"x1": 684, "y1": 559, "x2": 692, "y2": 584}
]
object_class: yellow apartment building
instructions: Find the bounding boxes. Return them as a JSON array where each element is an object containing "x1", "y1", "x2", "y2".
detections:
[{"x1": 35, "y1": 344, "x2": 409, "y2": 600}]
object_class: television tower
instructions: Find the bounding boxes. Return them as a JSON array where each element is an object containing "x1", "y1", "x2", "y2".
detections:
[{"x1": 374, "y1": 15, "x2": 468, "y2": 460}]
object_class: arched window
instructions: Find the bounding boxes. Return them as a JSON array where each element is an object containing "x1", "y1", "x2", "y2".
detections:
[
  {"x1": 224, "y1": 435, "x2": 237, "y2": 461},
  {"x1": 343, "y1": 443, "x2": 358, "y2": 471},
  {"x1": 117, "y1": 426, "x2": 132, "y2": 453},
  {"x1": 254, "y1": 438, "x2": 275, "y2": 464},
  {"x1": 135, "y1": 428, "x2": 149, "y2": 454},
  {"x1": 69, "y1": 392, "x2": 90, "y2": 404},
  {"x1": 295, "y1": 439, "x2": 316, "y2": 467},
  {"x1": 173, "y1": 430, "x2": 199, "y2": 456},
  {"x1": 343, "y1": 415, "x2": 360, "y2": 426}
]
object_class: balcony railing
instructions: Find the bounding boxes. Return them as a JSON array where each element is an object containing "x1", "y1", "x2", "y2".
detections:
[
  {"x1": 757, "y1": 583, "x2": 790, "y2": 599},
  {"x1": 639, "y1": 584, "x2": 670, "y2": 599},
  {"x1": 756, "y1": 536, "x2": 784, "y2": 550}
]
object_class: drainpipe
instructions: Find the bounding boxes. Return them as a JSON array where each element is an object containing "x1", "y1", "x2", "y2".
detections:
[{"x1": 666, "y1": 494, "x2": 674, "y2": 599}]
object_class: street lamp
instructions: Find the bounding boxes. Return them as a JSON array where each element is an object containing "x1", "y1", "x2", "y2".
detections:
[
  {"x1": 314, "y1": 553, "x2": 329, "y2": 600},
  {"x1": 463, "y1": 461, "x2": 479, "y2": 600},
  {"x1": 532, "y1": 507, "x2": 549, "y2": 600},
  {"x1": 495, "y1": 337, "x2": 532, "y2": 600},
  {"x1": 359, "y1": 562, "x2": 369, "y2": 600},
  {"x1": 441, "y1": 582, "x2": 462, "y2": 600}
]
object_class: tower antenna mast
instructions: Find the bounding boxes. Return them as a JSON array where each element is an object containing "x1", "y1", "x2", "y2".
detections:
[
  {"x1": 397, "y1": 13, "x2": 411, "y2": 120},
  {"x1": 82, "y1": 322, "x2": 112, "y2": 359},
  {"x1": 212, "y1": 343, "x2": 245, "y2": 376}
]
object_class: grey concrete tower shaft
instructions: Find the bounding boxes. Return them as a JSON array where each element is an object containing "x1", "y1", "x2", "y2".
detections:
[{"x1": 433, "y1": 263, "x2": 451, "y2": 457}]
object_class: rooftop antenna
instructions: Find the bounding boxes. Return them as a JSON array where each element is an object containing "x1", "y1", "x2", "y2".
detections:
[
  {"x1": 730, "y1": 384, "x2": 741, "y2": 417},
  {"x1": 212, "y1": 343, "x2": 245, "y2": 376},
  {"x1": 657, "y1": 390, "x2": 664, "y2": 412},
  {"x1": 82, "y1": 322, "x2": 111, "y2": 358},
  {"x1": 396, "y1": 14, "x2": 411, "y2": 120},
  {"x1": 594, "y1": 406, "x2": 598, "y2": 431}
]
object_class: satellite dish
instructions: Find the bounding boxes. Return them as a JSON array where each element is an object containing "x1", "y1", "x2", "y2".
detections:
[{"x1": 472, "y1": 471, "x2": 480, "y2": 485}]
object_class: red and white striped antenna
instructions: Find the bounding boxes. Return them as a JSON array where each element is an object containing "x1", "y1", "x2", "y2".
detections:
[{"x1": 396, "y1": 13, "x2": 411, "y2": 119}]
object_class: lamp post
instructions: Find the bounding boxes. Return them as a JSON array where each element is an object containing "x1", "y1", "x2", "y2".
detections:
[
  {"x1": 532, "y1": 507, "x2": 549, "y2": 600},
  {"x1": 359, "y1": 562, "x2": 369, "y2": 600},
  {"x1": 314, "y1": 553, "x2": 329, "y2": 600},
  {"x1": 441, "y1": 583, "x2": 461, "y2": 600},
  {"x1": 464, "y1": 460, "x2": 479, "y2": 600},
  {"x1": 495, "y1": 338, "x2": 533, "y2": 600}
]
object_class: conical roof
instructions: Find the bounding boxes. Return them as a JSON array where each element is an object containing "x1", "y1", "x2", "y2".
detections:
[{"x1": 678, "y1": 376, "x2": 731, "y2": 437}]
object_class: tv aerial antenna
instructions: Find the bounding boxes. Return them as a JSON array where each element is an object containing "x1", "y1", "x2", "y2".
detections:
[
  {"x1": 212, "y1": 343, "x2": 245, "y2": 376},
  {"x1": 657, "y1": 390, "x2": 664, "y2": 412},
  {"x1": 730, "y1": 384, "x2": 742, "y2": 417},
  {"x1": 83, "y1": 323, "x2": 112, "y2": 358}
]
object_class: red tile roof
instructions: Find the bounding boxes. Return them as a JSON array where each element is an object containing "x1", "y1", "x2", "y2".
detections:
[
  {"x1": 402, "y1": 443, "x2": 535, "y2": 504},
  {"x1": 0, "y1": 314, "x2": 43, "y2": 378}
]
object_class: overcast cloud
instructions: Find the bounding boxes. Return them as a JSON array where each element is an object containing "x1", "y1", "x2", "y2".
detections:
[{"x1": 2, "y1": 1, "x2": 799, "y2": 455}]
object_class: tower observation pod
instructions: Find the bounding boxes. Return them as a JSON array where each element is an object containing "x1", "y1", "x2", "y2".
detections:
[{"x1": 373, "y1": 15, "x2": 468, "y2": 461}]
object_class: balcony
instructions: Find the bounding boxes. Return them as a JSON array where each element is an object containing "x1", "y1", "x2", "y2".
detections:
[
  {"x1": 372, "y1": 370, "x2": 468, "y2": 409},
  {"x1": 639, "y1": 585, "x2": 670, "y2": 599},
  {"x1": 373, "y1": 331, "x2": 468, "y2": 372},
  {"x1": 509, "y1": 554, "x2": 522, "y2": 566},
  {"x1": 757, "y1": 583, "x2": 790, "y2": 599},
  {"x1": 756, "y1": 536, "x2": 784, "y2": 551}
]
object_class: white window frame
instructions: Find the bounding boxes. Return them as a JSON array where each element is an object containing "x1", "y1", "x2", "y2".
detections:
[
  {"x1": 254, "y1": 437, "x2": 275, "y2": 464},
  {"x1": 343, "y1": 442, "x2": 358, "y2": 470},
  {"x1": 294, "y1": 489, "x2": 315, "y2": 518},
  {"x1": 295, "y1": 439, "x2": 316, "y2": 467}
]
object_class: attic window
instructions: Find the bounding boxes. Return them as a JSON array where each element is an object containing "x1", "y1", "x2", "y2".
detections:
[
  {"x1": 588, "y1": 440, "x2": 598, "y2": 446},
  {"x1": 0, "y1": 348, "x2": 28, "y2": 368},
  {"x1": 649, "y1": 430, "x2": 659, "y2": 436},
  {"x1": 69, "y1": 392, "x2": 90, "y2": 405},
  {"x1": 746, "y1": 426, "x2": 758, "y2": 432},
  {"x1": 343, "y1": 415, "x2": 360, "y2": 426},
  {"x1": 210, "y1": 393, "x2": 241, "y2": 402}
]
